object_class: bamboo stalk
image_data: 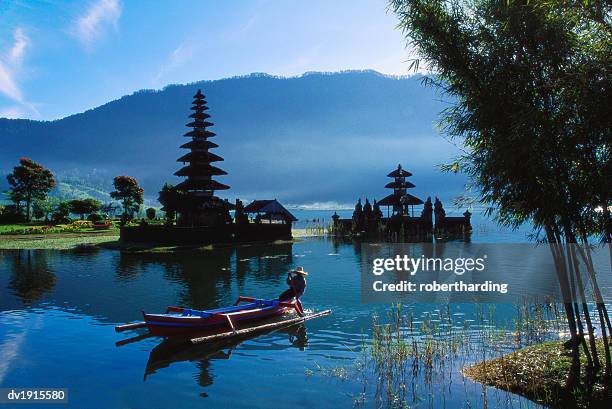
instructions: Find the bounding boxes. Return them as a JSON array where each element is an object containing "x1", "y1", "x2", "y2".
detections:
[
  {"x1": 190, "y1": 309, "x2": 332, "y2": 344},
  {"x1": 115, "y1": 321, "x2": 147, "y2": 332}
]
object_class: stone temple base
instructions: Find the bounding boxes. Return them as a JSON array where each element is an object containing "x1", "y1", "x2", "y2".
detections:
[{"x1": 119, "y1": 223, "x2": 291, "y2": 245}]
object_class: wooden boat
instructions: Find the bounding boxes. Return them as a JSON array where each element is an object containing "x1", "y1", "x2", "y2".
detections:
[{"x1": 142, "y1": 296, "x2": 300, "y2": 336}]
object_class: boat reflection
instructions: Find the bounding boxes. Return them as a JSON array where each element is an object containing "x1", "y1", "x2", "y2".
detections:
[{"x1": 143, "y1": 322, "x2": 310, "y2": 385}]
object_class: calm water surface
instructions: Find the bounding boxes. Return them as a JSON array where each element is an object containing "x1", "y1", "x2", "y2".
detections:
[{"x1": 0, "y1": 216, "x2": 572, "y2": 409}]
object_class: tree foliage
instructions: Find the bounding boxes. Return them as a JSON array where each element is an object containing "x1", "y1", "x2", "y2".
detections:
[
  {"x1": 32, "y1": 197, "x2": 60, "y2": 222},
  {"x1": 391, "y1": 0, "x2": 610, "y2": 235},
  {"x1": 6, "y1": 158, "x2": 56, "y2": 221},
  {"x1": 100, "y1": 203, "x2": 119, "y2": 218},
  {"x1": 158, "y1": 183, "x2": 181, "y2": 225},
  {"x1": 391, "y1": 0, "x2": 611, "y2": 390},
  {"x1": 146, "y1": 207, "x2": 156, "y2": 220},
  {"x1": 110, "y1": 176, "x2": 144, "y2": 222},
  {"x1": 51, "y1": 201, "x2": 72, "y2": 224},
  {"x1": 68, "y1": 198, "x2": 102, "y2": 219}
]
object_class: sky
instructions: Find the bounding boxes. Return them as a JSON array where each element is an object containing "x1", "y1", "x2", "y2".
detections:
[{"x1": 0, "y1": 0, "x2": 417, "y2": 120}]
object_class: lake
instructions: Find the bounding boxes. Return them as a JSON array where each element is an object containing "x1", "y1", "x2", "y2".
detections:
[{"x1": 0, "y1": 213, "x2": 593, "y2": 408}]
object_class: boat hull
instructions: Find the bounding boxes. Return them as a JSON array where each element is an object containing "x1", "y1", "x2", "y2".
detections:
[{"x1": 144, "y1": 299, "x2": 295, "y2": 336}]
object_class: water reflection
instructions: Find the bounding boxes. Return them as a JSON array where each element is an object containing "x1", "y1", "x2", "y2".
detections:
[
  {"x1": 4, "y1": 250, "x2": 57, "y2": 304},
  {"x1": 285, "y1": 325, "x2": 308, "y2": 350},
  {"x1": 0, "y1": 242, "x2": 295, "y2": 323},
  {"x1": 114, "y1": 242, "x2": 294, "y2": 310},
  {"x1": 0, "y1": 238, "x2": 572, "y2": 409},
  {"x1": 144, "y1": 322, "x2": 310, "y2": 388},
  {"x1": 236, "y1": 243, "x2": 293, "y2": 287}
]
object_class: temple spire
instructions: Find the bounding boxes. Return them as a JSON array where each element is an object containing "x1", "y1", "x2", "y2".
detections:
[{"x1": 174, "y1": 89, "x2": 229, "y2": 195}]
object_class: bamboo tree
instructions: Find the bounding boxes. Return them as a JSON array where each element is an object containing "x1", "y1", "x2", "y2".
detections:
[{"x1": 391, "y1": 0, "x2": 611, "y2": 389}]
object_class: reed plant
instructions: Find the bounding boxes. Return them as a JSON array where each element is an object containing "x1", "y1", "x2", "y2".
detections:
[{"x1": 351, "y1": 303, "x2": 562, "y2": 408}]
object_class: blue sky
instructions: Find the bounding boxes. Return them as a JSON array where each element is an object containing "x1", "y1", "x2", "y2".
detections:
[{"x1": 0, "y1": 0, "x2": 415, "y2": 120}]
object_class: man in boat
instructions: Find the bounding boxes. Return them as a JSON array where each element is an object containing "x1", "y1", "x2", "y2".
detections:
[{"x1": 278, "y1": 266, "x2": 307, "y2": 315}]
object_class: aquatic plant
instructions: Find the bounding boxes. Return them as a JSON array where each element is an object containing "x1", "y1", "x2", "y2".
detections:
[{"x1": 311, "y1": 302, "x2": 567, "y2": 408}]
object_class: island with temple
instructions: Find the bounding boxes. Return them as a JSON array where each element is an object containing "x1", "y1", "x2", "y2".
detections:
[
  {"x1": 331, "y1": 164, "x2": 472, "y2": 241},
  {"x1": 120, "y1": 90, "x2": 297, "y2": 245}
]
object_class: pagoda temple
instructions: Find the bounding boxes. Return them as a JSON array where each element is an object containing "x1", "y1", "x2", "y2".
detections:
[
  {"x1": 378, "y1": 164, "x2": 424, "y2": 216},
  {"x1": 174, "y1": 90, "x2": 232, "y2": 226},
  {"x1": 119, "y1": 89, "x2": 298, "y2": 244},
  {"x1": 331, "y1": 163, "x2": 471, "y2": 241}
]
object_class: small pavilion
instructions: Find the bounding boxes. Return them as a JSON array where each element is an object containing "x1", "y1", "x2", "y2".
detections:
[
  {"x1": 244, "y1": 200, "x2": 297, "y2": 224},
  {"x1": 377, "y1": 164, "x2": 424, "y2": 217}
]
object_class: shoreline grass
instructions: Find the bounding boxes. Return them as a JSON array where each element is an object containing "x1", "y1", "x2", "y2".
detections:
[
  {"x1": 0, "y1": 228, "x2": 317, "y2": 250},
  {"x1": 0, "y1": 222, "x2": 119, "y2": 236},
  {"x1": 0, "y1": 234, "x2": 119, "y2": 250},
  {"x1": 464, "y1": 340, "x2": 611, "y2": 408}
]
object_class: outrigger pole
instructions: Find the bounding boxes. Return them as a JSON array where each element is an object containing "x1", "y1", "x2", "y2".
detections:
[
  {"x1": 190, "y1": 309, "x2": 332, "y2": 344},
  {"x1": 115, "y1": 321, "x2": 147, "y2": 332}
]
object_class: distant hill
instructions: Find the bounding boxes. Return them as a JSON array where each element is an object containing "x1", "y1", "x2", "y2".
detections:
[{"x1": 0, "y1": 70, "x2": 467, "y2": 207}]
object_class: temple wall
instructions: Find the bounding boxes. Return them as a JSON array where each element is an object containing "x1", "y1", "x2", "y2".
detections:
[{"x1": 119, "y1": 223, "x2": 291, "y2": 245}]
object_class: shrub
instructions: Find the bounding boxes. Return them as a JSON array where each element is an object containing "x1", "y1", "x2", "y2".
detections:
[
  {"x1": 88, "y1": 213, "x2": 103, "y2": 223},
  {"x1": 0, "y1": 205, "x2": 25, "y2": 224},
  {"x1": 51, "y1": 201, "x2": 72, "y2": 224}
]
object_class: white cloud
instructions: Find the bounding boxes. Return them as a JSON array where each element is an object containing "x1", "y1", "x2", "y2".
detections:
[
  {"x1": 0, "y1": 28, "x2": 30, "y2": 103},
  {"x1": 0, "y1": 64, "x2": 23, "y2": 102},
  {"x1": 9, "y1": 27, "x2": 29, "y2": 66},
  {"x1": 73, "y1": 0, "x2": 122, "y2": 49},
  {"x1": 0, "y1": 28, "x2": 40, "y2": 119},
  {"x1": 153, "y1": 43, "x2": 196, "y2": 85}
]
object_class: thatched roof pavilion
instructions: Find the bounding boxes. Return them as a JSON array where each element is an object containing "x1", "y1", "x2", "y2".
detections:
[{"x1": 244, "y1": 199, "x2": 297, "y2": 223}]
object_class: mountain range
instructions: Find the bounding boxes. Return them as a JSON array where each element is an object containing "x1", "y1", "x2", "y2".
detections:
[{"x1": 0, "y1": 70, "x2": 467, "y2": 208}]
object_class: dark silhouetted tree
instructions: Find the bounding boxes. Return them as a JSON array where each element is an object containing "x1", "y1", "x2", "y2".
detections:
[
  {"x1": 158, "y1": 183, "x2": 182, "y2": 225},
  {"x1": 146, "y1": 207, "x2": 156, "y2": 220}
]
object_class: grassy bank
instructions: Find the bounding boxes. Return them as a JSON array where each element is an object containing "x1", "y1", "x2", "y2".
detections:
[
  {"x1": 0, "y1": 222, "x2": 118, "y2": 234},
  {"x1": 0, "y1": 235, "x2": 295, "y2": 251},
  {"x1": 0, "y1": 227, "x2": 317, "y2": 250},
  {"x1": 0, "y1": 233, "x2": 119, "y2": 250},
  {"x1": 464, "y1": 340, "x2": 611, "y2": 408}
]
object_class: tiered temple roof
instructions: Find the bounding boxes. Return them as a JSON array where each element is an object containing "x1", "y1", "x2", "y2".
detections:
[
  {"x1": 378, "y1": 164, "x2": 423, "y2": 214},
  {"x1": 175, "y1": 90, "x2": 229, "y2": 195}
]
